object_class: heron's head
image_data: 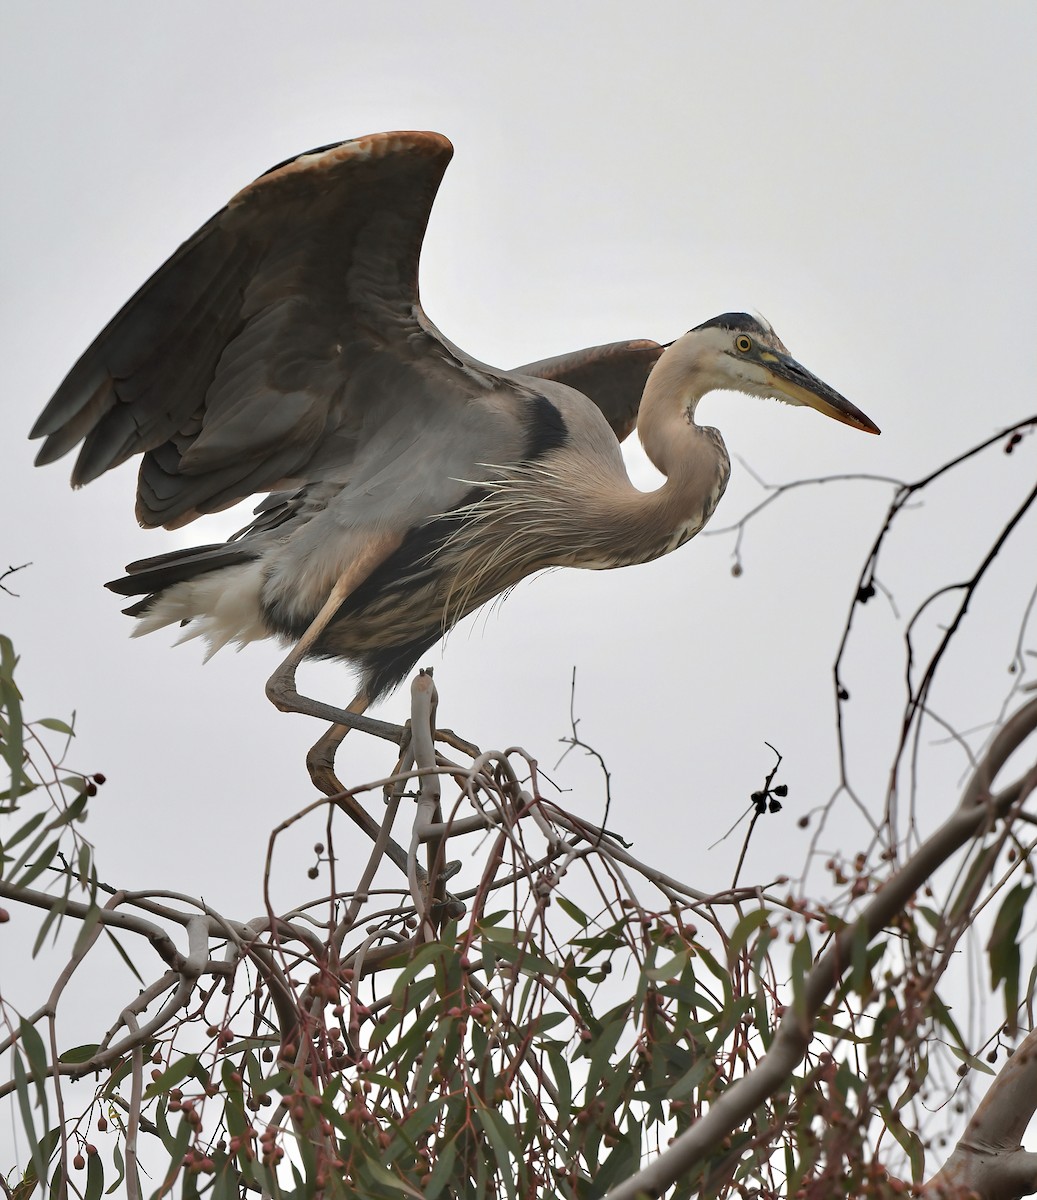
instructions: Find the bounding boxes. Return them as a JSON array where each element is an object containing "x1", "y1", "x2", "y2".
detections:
[{"x1": 682, "y1": 313, "x2": 880, "y2": 435}]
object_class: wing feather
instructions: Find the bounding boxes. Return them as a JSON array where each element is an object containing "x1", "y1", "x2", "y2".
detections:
[{"x1": 32, "y1": 131, "x2": 461, "y2": 527}]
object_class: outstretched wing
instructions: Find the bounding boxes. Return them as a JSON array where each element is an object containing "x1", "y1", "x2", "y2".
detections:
[{"x1": 31, "y1": 132, "x2": 495, "y2": 528}]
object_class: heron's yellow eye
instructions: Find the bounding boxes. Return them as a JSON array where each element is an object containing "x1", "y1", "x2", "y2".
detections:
[{"x1": 735, "y1": 335, "x2": 752, "y2": 353}]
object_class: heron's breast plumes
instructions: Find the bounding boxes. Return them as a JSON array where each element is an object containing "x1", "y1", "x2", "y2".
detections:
[{"x1": 434, "y1": 442, "x2": 730, "y2": 625}]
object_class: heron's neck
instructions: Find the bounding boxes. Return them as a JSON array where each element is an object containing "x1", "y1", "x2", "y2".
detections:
[
  {"x1": 636, "y1": 343, "x2": 715, "y2": 479},
  {"x1": 579, "y1": 346, "x2": 730, "y2": 561}
]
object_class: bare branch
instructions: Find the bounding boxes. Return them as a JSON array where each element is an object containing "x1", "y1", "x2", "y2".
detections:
[{"x1": 0, "y1": 562, "x2": 31, "y2": 596}]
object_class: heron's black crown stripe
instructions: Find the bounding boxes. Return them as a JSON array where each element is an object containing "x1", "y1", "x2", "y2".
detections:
[{"x1": 690, "y1": 313, "x2": 769, "y2": 336}]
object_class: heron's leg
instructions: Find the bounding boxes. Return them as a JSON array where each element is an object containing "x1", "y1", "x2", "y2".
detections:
[
  {"x1": 265, "y1": 536, "x2": 405, "y2": 745},
  {"x1": 306, "y1": 691, "x2": 371, "y2": 797}
]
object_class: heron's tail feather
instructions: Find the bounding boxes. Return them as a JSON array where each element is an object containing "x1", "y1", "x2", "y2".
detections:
[
  {"x1": 106, "y1": 546, "x2": 271, "y2": 659},
  {"x1": 107, "y1": 542, "x2": 257, "y2": 600}
]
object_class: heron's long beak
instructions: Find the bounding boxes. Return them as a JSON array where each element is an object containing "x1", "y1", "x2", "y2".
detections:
[{"x1": 764, "y1": 352, "x2": 880, "y2": 435}]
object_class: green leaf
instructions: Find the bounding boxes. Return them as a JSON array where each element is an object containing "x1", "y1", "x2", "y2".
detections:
[
  {"x1": 546, "y1": 1044, "x2": 572, "y2": 1117},
  {"x1": 423, "y1": 1137, "x2": 457, "y2": 1199},
  {"x1": 988, "y1": 883, "x2": 1031, "y2": 1033},
  {"x1": 209, "y1": 1164, "x2": 234, "y2": 1200},
  {"x1": 754, "y1": 984, "x2": 772, "y2": 1049},
  {"x1": 480, "y1": 924, "x2": 518, "y2": 944},
  {"x1": 8, "y1": 822, "x2": 53, "y2": 878},
  {"x1": 2, "y1": 810, "x2": 45, "y2": 852},
  {"x1": 0, "y1": 780, "x2": 37, "y2": 805},
  {"x1": 15, "y1": 838, "x2": 61, "y2": 889},
  {"x1": 18, "y1": 1019, "x2": 49, "y2": 1086},
  {"x1": 373, "y1": 1000, "x2": 437, "y2": 1061},
  {"x1": 692, "y1": 942, "x2": 729, "y2": 986},
  {"x1": 104, "y1": 930, "x2": 147, "y2": 986},
  {"x1": 715, "y1": 994, "x2": 754, "y2": 1044},
  {"x1": 85, "y1": 1148, "x2": 104, "y2": 1200},
  {"x1": 556, "y1": 896, "x2": 590, "y2": 927},
  {"x1": 849, "y1": 921, "x2": 875, "y2": 1000},
  {"x1": 390, "y1": 941, "x2": 449, "y2": 1009},
  {"x1": 0, "y1": 636, "x2": 26, "y2": 801},
  {"x1": 528, "y1": 1010, "x2": 568, "y2": 1035},
  {"x1": 727, "y1": 908, "x2": 772, "y2": 965},
  {"x1": 8, "y1": 1126, "x2": 60, "y2": 1200},
  {"x1": 667, "y1": 1055, "x2": 714, "y2": 1101},
  {"x1": 881, "y1": 1106, "x2": 925, "y2": 1182},
  {"x1": 72, "y1": 904, "x2": 103, "y2": 958},
  {"x1": 946, "y1": 1042, "x2": 995, "y2": 1076},
  {"x1": 473, "y1": 1096, "x2": 519, "y2": 1200},
  {"x1": 930, "y1": 992, "x2": 967, "y2": 1051},
  {"x1": 13, "y1": 1052, "x2": 47, "y2": 1188},
  {"x1": 586, "y1": 1016, "x2": 626, "y2": 1093},
  {"x1": 106, "y1": 1141, "x2": 125, "y2": 1196},
  {"x1": 916, "y1": 904, "x2": 943, "y2": 930},
  {"x1": 363, "y1": 1159, "x2": 425, "y2": 1197},
  {"x1": 248, "y1": 1059, "x2": 288, "y2": 1098},
  {"x1": 52, "y1": 790, "x2": 88, "y2": 828},
  {"x1": 32, "y1": 895, "x2": 67, "y2": 958},
  {"x1": 59, "y1": 1043, "x2": 101, "y2": 1065},
  {"x1": 101, "y1": 1054, "x2": 135, "y2": 1097},
  {"x1": 789, "y1": 928, "x2": 813, "y2": 1018},
  {"x1": 155, "y1": 1112, "x2": 193, "y2": 1178},
  {"x1": 77, "y1": 841, "x2": 94, "y2": 891},
  {"x1": 646, "y1": 949, "x2": 691, "y2": 982},
  {"x1": 36, "y1": 717, "x2": 75, "y2": 736},
  {"x1": 485, "y1": 939, "x2": 557, "y2": 978},
  {"x1": 411, "y1": 1018, "x2": 451, "y2": 1104},
  {"x1": 144, "y1": 1054, "x2": 201, "y2": 1100}
]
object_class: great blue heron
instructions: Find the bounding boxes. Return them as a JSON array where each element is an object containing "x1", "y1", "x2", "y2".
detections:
[{"x1": 31, "y1": 131, "x2": 879, "y2": 793}]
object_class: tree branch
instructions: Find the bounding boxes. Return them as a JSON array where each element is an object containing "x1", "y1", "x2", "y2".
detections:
[
  {"x1": 603, "y1": 697, "x2": 1037, "y2": 1200},
  {"x1": 925, "y1": 1028, "x2": 1037, "y2": 1198}
]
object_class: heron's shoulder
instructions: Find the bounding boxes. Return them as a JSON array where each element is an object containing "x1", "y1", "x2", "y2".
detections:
[
  {"x1": 538, "y1": 377, "x2": 621, "y2": 430},
  {"x1": 504, "y1": 377, "x2": 625, "y2": 469}
]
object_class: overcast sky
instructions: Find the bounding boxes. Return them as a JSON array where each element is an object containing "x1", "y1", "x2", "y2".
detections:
[{"x1": 1, "y1": 2, "x2": 1035, "y2": 1137}]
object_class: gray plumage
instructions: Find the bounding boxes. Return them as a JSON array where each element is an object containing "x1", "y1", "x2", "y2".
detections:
[{"x1": 32, "y1": 130, "x2": 879, "y2": 713}]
